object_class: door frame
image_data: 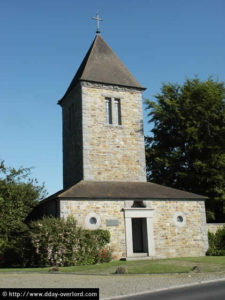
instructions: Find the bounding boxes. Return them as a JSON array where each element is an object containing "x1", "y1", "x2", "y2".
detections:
[{"x1": 124, "y1": 208, "x2": 155, "y2": 258}]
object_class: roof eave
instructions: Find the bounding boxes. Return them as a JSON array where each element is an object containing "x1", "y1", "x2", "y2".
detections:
[
  {"x1": 79, "y1": 79, "x2": 146, "y2": 91},
  {"x1": 40, "y1": 196, "x2": 207, "y2": 202},
  {"x1": 57, "y1": 79, "x2": 146, "y2": 106}
]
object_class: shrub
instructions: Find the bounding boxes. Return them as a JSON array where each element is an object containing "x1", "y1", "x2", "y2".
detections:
[
  {"x1": 30, "y1": 216, "x2": 112, "y2": 266},
  {"x1": 206, "y1": 225, "x2": 225, "y2": 256},
  {"x1": 0, "y1": 231, "x2": 37, "y2": 267}
]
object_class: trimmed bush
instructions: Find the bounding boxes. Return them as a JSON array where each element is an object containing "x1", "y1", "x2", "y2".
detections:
[
  {"x1": 30, "y1": 216, "x2": 112, "y2": 266},
  {"x1": 206, "y1": 225, "x2": 225, "y2": 256}
]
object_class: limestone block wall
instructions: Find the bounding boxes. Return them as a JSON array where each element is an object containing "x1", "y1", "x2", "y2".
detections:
[
  {"x1": 81, "y1": 82, "x2": 146, "y2": 182},
  {"x1": 151, "y1": 200, "x2": 208, "y2": 258},
  {"x1": 61, "y1": 84, "x2": 83, "y2": 189},
  {"x1": 59, "y1": 199, "x2": 208, "y2": 259},
  {"x1": 60, "y1": 199, "x2": 126, "y2": 258},
  {"x1": 207, "y1": 223, "x2": 225, "y2": 234}
]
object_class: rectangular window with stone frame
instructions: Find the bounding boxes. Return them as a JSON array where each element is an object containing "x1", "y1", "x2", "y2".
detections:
[
  {"x1": 105, "y1": 98, "x2": 112, "y2": 124},
  {"x1": 114, "y1": 98, "x2": 122, "y2": 125}
]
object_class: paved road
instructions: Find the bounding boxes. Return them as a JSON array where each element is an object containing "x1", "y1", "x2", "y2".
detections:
[
  {"x1": 115, "y1": 280, "x2": 225, "y2": 300},
  {"x1": 1, "y1": 272, "x2": 225, "y2": 299}
]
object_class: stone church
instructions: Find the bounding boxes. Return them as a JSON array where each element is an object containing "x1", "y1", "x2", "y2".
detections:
[{"x1": 34, "y1": 31, "x2": 208, "y2": 259}]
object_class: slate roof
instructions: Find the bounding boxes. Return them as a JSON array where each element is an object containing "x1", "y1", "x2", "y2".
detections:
[
  {"x1": 58, "y1": 34, "x2": 145, "y2": 104},
  {"x1": 40, "y1": 181, "x2": 207, "y2": 204}
]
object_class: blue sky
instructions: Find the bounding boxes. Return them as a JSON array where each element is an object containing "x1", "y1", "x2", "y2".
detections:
[{"x1": 1, "y1": 0, "x2": 224, "y2": 195}]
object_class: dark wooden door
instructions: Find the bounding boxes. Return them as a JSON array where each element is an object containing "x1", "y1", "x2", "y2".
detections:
[{"x1": 132, "y1": 218, "x2": 144, "y2": 252}]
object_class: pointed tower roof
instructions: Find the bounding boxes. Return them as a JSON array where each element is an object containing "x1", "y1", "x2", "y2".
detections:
[{"x1": 58, "y1": 34, "x2": 145, "y2": 104}]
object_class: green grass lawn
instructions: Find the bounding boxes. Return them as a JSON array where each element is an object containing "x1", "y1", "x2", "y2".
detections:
[
  {"x1": 59, "y1": 260, "x2": 192, "y2": 274},
  {"x1": 0, "y1": 257, "x2": 225, "y2": 275}
]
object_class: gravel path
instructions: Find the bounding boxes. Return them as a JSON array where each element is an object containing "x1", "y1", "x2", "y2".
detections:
[{"x1": 0, "y1": 272, "x2": 225, "y2": 299}]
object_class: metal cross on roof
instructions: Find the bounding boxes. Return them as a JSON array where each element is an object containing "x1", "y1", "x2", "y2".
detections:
[{"x1": 92, "y1": 12, "x2": 103, "y2": 34}]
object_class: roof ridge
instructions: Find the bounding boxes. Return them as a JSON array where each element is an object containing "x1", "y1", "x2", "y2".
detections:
[{"x1": 80, "y1": 34, "x2": 99, "y2": 78}]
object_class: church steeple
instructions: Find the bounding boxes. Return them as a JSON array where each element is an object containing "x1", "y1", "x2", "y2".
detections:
[
  {"x1": 60, "y1": 34, "x2": 146, "y2": 189},
  {"x1": 58, "y1": 34, "x2": 145, "y2": 105}
]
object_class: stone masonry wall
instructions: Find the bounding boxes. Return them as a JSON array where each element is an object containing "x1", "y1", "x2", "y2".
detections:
[
  {"x1": 62, "y1": 84, "x2": 83, "y2": 189},
  {"x1": 81, "y1": 82, "x2": 146, "y2": 182},
  {"x1": 60, "y1": 198, "x2": 208, "y2": 259},
  {"x1": 60, "y1": 199, "x2": 126, "y2": 259},
  {"x1": 151, "y1": 200, "x2": 208, "y2": 258}
]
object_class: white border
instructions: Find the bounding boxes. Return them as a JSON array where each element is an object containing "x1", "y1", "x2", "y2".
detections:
[
  {"x1": 173, "y1": 212, "x2": 186, "y2": 227},
  {"x1": 85, "y1": 212, "x2": 101, "y2": 230}
]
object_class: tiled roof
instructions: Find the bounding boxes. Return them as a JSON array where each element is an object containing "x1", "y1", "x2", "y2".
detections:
[{"x1": 40, "y1": 180, "x2": 207, "y2": 203}]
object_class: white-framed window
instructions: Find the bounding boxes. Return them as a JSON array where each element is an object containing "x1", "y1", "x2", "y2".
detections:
[
  {"x1": 105, "y1": 97, "x2": 122, "y2": 125},
  {"x1": 105, "y1": 98, "x2": 112, "y2": 124},
  {"x1": 173, "y1": 212, "x2": 186, "y2": 227},
  {"x1": 114, "y1": 98, "x2": 122, "y2": 125},
  {"x1": 85, "y1": 212, "x2": 101, "y2": 230}
]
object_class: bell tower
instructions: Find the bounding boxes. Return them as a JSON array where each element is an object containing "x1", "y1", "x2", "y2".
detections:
[{"x1": 58, "y1": 34, "x2": 146, "y2": 189}]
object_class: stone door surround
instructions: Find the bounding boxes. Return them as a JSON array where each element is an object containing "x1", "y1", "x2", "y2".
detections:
[{"x1": 124, "y1": 208, "x2": 155, "y2": 258}]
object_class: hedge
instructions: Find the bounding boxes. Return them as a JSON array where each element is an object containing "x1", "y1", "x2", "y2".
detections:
[
  {"x1": 206, "y1": 225, "x2": 225, "y2": 256},
  {"x1": 30, "y1": 216, "x2": 112, "y2": 266}
]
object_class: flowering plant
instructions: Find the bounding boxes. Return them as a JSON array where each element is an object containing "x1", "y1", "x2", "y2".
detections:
[{"x1": 97, "y1": 247, "x2": 112, "y2": 263}]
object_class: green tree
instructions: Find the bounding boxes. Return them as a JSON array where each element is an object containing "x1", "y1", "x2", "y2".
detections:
[
  {"x1": 0, "y1": 161, "x2": 46, "y2": 265},
  {"x1": 145, "y1": 77, "x2": 225, "y2": 222}
]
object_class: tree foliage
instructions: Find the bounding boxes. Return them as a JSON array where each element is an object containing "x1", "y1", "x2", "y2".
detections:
[
  {"x1": 0, "y1": 161, "x2": 46, "y2": 264},
  {"x1": 0, "y1": 162, "x2": 113, "y2": 267},
  {"x1": 145, "y1": 77, "x2": 225, "y2": 222}
]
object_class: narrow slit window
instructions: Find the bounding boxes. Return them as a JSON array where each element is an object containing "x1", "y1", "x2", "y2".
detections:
[
  {"x1": 114, "y1": 98, "x2": 122, "y2": 125},
  {"x1": 105, "y1": 98, "x2": 112, "y2": 124}
]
